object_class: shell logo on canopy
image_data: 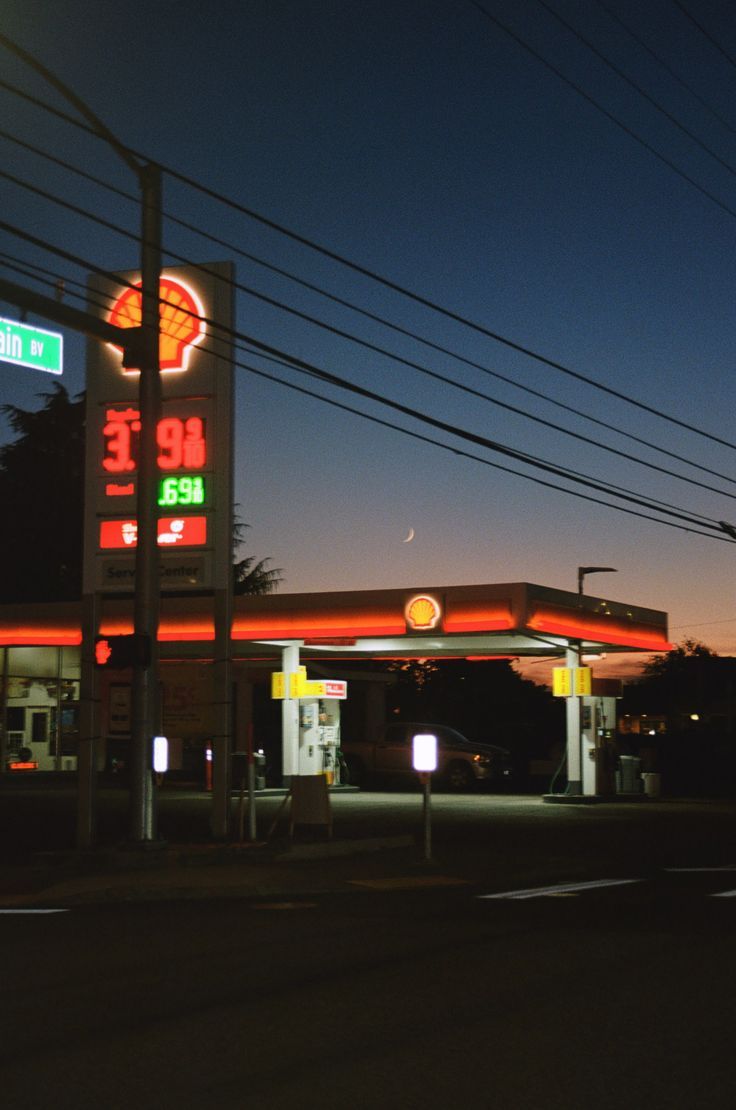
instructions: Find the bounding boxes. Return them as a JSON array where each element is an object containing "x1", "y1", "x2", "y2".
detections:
[
  {"x1": 107, "y1": 275, "x2": 206, "y2": 373},
  {"x1": 405, "y1": 594, "x2": 442, "y2": 631}
]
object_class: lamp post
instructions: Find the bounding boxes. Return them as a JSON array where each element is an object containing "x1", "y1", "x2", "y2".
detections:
[
  {"x1": 0, "y1": 33, "x2": 162, "y2": 844},
  {"x1": 578, "y1": 566, "x2": 618, "y2": 598}
]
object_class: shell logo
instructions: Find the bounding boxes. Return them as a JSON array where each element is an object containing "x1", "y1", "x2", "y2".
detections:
[
  {"x1": 108, "y1": 275, "x2": 206, "y2": 373},
  {"x1": 405, "y1": 594, "x2": 442, "y2": 631}
]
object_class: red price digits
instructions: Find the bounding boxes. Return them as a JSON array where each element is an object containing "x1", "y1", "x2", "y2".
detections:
[
  {"x1": 102, "y1": 410, "x2": 140, "y2": 473},
  {"x1": 102, "y1": 411, "x2": 206, "y2": 473},
  {"x1": 157, "y1": 416, "x2": 206, "y2": 470}
]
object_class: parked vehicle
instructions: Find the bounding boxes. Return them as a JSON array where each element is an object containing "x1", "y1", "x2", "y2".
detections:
[{"x1": 341, "y1": 721, "x2": 513, "y2": 791}]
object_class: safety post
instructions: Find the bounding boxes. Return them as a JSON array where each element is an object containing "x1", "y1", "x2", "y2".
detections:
[
  {"x1": 413, "y1": 733, "x2": 438, "y2": 862},
  {"x1": 235, "y1": 724, "x2": 258, "y2": 843}
]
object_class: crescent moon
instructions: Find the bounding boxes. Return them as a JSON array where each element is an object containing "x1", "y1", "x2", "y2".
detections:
[{"x1": 403, "y1": 527, "x2": 415, "y2": 543}]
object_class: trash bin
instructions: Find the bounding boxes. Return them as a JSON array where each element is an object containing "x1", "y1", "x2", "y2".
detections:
[
  {"x1": 232, "y1": 750, "x2": 267, "y2": 791},
  {"x1": 253, "y1": 750, "x2": 266, "y2": 790},
  {"x1": 617, "y1": 754, "x2": 642, "y2": 793},
  {"x1": 641, "y1": 771, "x2": 661, "y2": 798}
]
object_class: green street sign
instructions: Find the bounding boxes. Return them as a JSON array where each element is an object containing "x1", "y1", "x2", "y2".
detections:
[{"x1": 0, "y1": 317, "x2": 63, "y2": 375}]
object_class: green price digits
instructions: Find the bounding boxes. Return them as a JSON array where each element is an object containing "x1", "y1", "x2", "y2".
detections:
[{"x1": 158, "y1": 475, "x2": 206, "y2": 507}]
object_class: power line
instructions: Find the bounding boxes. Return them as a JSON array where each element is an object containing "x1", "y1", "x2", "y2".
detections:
[
  {"x1": 594, "y1": 0, "x2": 736, "y2": 139},
  {"x1": 235, "y1": 341, "x2": 722, "y2": 529},
  {"x1": 3, "y1": 72, "x2": 736, "y2": 455},
  {"x1": 7, "y1": 165, "x2": 736, "y2": 508},
  {"x1": 238, "y1": 355, "x2": 731, "y2": 543},
  {"x1": 467, "y1": 2, "x2": 736, "y2": 249},
  {"x1": 4, "y1": 124, "x2": 735, "y2": 493},
  {"x1": 0, "y1": 243, "x2": 731, "y2": 542},
  {"x1": 671, "y1": 0, "x2": 736, "y2": 74},
  {"x1": 536, "y1": 0, "x2": 736, "y2": 182}
]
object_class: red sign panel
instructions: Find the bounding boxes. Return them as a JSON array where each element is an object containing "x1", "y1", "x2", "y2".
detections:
[
  {"x1": 323, "y1": 680, "x2": 348, "y2": 699},
  {"x1": 99, "y1": 516, "x2": 208, "y2": 550}
]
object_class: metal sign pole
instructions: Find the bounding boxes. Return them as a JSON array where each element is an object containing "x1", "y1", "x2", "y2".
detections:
[
  {"x1": 129, "y1": 163, "x2": 161, "y2": 843},
  {"x1": 422, "y1": 773, "x2": 432, "y2": 862}
]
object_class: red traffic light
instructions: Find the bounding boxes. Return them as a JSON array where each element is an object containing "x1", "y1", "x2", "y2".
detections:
[
  {"x1": 94, "y1": 638, "x2": 113, "y2": 666},
  {"x1": 94, "y1": 634, "x2": 151, "y2": 669}
]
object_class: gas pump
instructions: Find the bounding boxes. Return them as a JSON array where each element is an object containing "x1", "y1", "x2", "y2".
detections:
[
  {"x1": 272, "y1": 665, "x2": 348, "y2": 785},
  {"x1": 581, "y1": 694, "x2": 618, "y2": 796},
  {"x1": 298, "y1": 696, "x2": 342, "y2": 782}
]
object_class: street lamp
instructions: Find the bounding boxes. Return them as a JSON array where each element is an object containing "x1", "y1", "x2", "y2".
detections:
[
  {"x1": 578, "y1": 566, "x2": 617, "y2": 597},
  {"x1": 0, "y1": 32, "x2": 162, "y2": 845}
]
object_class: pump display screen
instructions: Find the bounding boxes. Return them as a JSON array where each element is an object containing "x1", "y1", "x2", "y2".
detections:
[{"x1": 102, "y1": 409, "x2": 207, "y2": 473}]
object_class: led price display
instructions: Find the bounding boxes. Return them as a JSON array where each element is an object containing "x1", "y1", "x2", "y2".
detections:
[
  {"x1": 102, "y1": 409, "x2": 206, "y2": 473},
  {"x1": 158, "y1": 475, "x2": 206, "y2": 507}
]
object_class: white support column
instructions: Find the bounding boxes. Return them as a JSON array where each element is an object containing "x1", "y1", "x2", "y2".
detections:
[
  {"x1": 565, "y1": 643, "x2": 582, "y2": 794},
  {"x1": 581, "y1": 697, "x2": 597, "y2": 796},
  {"x1": 281, "y1": 643, "x2": 300, "y2": 779},
  {"x1": 210, "y1": 585, "x2": 232, "y2": 840}
]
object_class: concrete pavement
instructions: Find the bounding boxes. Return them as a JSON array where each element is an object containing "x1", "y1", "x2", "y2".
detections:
[{"x1": 2, "y1": 785, "x2": 735, "y2": 908}]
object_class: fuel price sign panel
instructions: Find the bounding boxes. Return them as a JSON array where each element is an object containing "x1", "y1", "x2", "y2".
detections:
[{"x1": 83, "y1": 262, "x2": 234, "y2": 595}]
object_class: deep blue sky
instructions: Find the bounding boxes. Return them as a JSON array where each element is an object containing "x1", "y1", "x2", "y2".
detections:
[{"x1": 3, "y1": 0, "x2": 736, "y2": 676}]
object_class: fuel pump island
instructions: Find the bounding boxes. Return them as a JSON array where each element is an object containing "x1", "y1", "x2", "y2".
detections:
[{"x1": 271, "y1": 665, "x2": 347, "y2": 781}]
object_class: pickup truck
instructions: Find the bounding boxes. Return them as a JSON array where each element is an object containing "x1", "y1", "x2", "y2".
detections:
[{"x1": 341, "y1": 721, "x2": 513, "y2": 791}]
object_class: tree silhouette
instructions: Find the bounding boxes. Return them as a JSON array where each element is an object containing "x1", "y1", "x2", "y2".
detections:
[
  {"x1": 0, "y1": 384, "x2": 282, "y2": 602},
  {"x1": 0, "y1": 383, "x2": 85, "y2": 602}
]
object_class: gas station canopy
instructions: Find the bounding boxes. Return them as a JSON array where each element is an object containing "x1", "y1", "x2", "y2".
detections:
[{"x1": 0, "y1": 581, "x2": 671, "y2": 659}]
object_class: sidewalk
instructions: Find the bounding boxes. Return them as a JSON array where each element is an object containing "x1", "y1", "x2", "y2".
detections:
[
  {"x1": 2, "y1": 787, "x2": 735, "y2": 908},
  {"x1": 0, "y1": 830, "x2": 422, "y2": 908}
]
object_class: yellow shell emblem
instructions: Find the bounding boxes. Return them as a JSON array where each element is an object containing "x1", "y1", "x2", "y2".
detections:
[
  {"x1": 108, "y1": 276, "x2": 206, "y2": 371},
  {"x1": 406, "y1": 595, "x2": 441, "y2": 630}
]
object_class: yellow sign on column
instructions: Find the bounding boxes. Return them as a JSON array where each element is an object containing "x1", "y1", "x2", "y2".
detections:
[
  {"x1": 271, "y1": 672, "x2": 285, "y2": 699},
  {"x1": 289, "y1": 666, "x2": 307, "y2": 698},
  {"x1": 574, "y1": 666, "x2": 592, "y2": 696},
  {"x1": 552, "y1": 667, "x2": 572, "y2": 697}
]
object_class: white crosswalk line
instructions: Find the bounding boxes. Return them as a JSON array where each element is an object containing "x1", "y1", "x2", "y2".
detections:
[
  {"x1": 665, "y1": 866, "x2": 736, "y2": 872},
  {"x1": 0, "y1": 908, "x2": 69, "y2": 914},
  {"x1": 478, "y1": 879, "x2": 642, "y2": 901}
]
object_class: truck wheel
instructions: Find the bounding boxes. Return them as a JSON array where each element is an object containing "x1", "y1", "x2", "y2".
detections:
[{"x1": 446, "y1": 761, "x2": 473, "y2": 792}]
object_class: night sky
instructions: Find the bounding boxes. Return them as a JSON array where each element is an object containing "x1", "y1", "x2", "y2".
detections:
[{"x1": 3, "y1": 0, "x2": 736, "y2": 678}]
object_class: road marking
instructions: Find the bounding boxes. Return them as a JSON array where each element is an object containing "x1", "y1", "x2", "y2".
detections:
[
  {"x1": 349, "y1": 876, "x2": 469, "y2": 890},
  {"x1": 252, "y1": 902, "x2": 318, "y2": 911},
  {"x1": 478, "y1": 879, "x2": 642, "y2": 901},
  {"x1": 711, "y1": 889, "x2": 736, "y2": 898},
  {"x1": 667, "y1": 865, "x2": 736, "y2": 871},
  {"x1": 0, "y1": 908, "x2": 69, "y2": 915}
]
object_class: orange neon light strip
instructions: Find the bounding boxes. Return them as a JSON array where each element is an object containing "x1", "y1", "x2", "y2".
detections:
[
  {"x1": 232, "y1": 610, "x2": 406, "y2": 640},
  {"x1": 445, "y1": 614, "x2": 515, "y2": 633},
  {"x1": 528, "y1": 613, "x2": 672, "y2": 651},
  {"x1": 443, "y1": 603, "x2": 514, "y2": 634},
  {"x1": 158, "y1": 621, "x2": 214, "y2": 642},
  {"x1": 0, "y1": 628, "x2": 82, "y2": 646},
  {"x1": 98, "y1": 620, "x2": 215, "y2": 642}
]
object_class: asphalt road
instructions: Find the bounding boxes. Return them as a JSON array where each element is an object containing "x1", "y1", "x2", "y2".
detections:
[
  {"x1": 1, "y1": 870, "x2": 736, "y2": 1109},
  {"x1": 1, "y1": 784, "x2": 736, "y2": 1108}
]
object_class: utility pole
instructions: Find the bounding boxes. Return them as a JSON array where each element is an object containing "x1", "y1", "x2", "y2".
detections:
[
  {"x1": 0, "y1": 33, "x2": 162, "y2": 845},
  {"x1": 129, "y1": 163, "x2": 162, "y2": 842}
]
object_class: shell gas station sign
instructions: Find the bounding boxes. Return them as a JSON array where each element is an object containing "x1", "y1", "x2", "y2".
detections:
[
  {"x1": 405, "y1": 594, "x2": 442, "y2": 632},
  {"x1": 83, "y1": 263, "x2": 234, "y2": 595}
]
